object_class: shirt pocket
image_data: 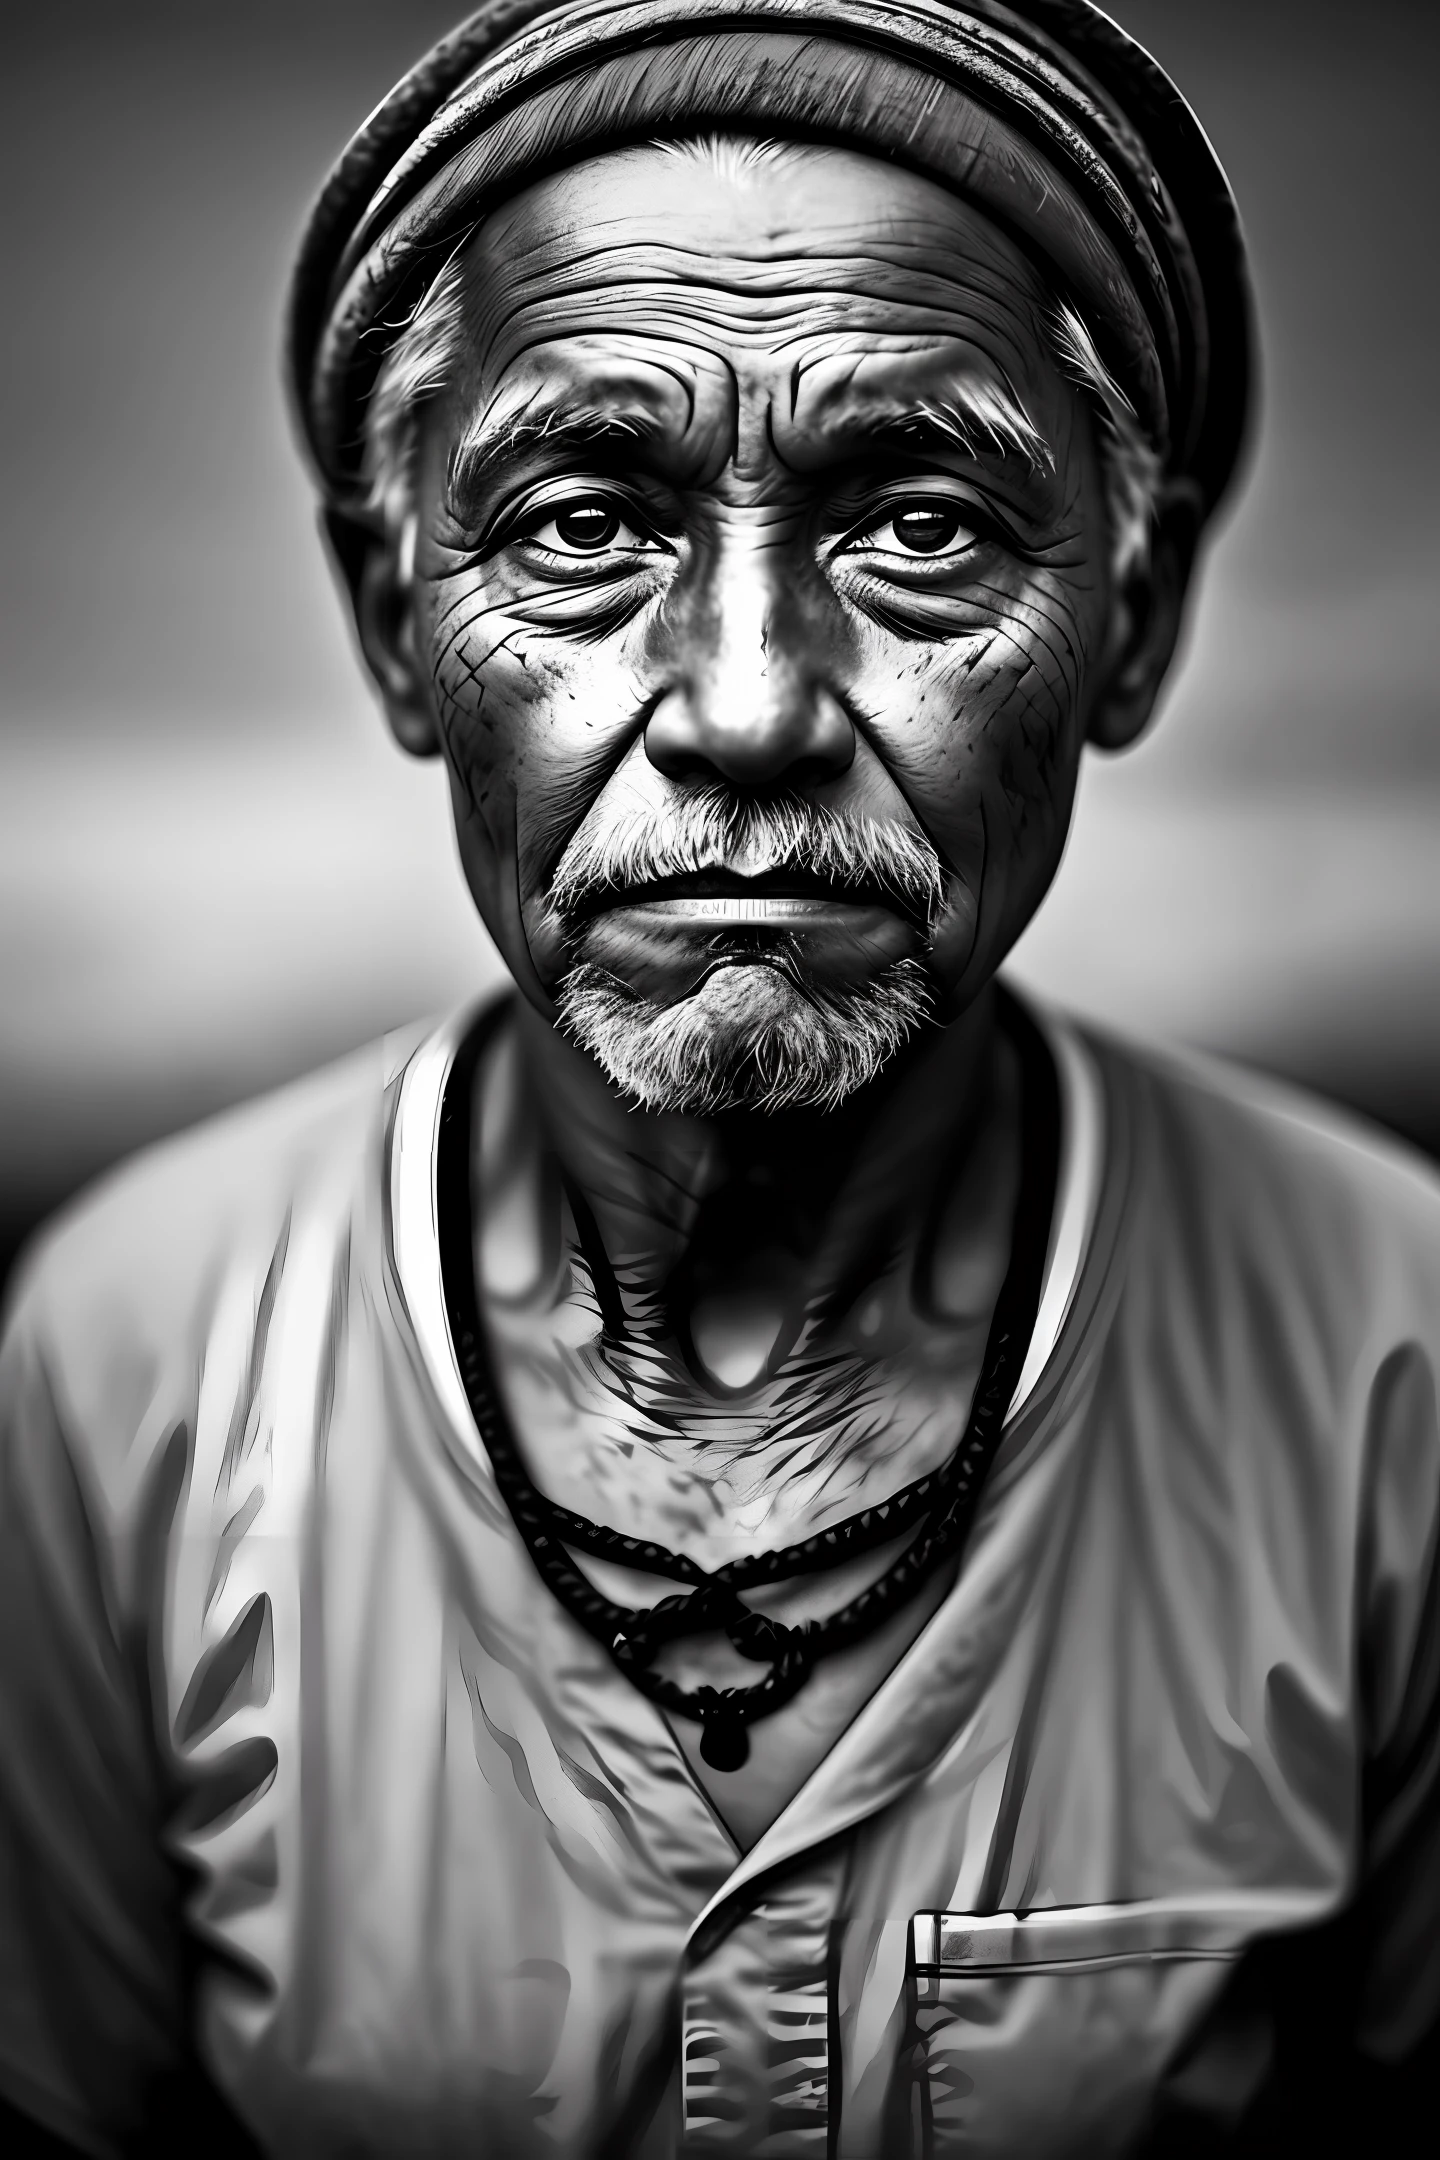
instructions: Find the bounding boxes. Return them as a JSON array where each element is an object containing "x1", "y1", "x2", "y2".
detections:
[{"x1": 894, "y1": 1899, "x2": 1295, "y2": 2160}]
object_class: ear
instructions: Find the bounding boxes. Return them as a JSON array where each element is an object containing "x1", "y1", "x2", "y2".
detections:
[
  {"x1": 321, "y1": 505, "x2": 441, "y2": 758},
  {"x1": 1086, "y1": 479, "x2": 1205, "y2": 752}
]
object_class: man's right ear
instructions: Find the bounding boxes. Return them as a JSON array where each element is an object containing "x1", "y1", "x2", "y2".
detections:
[{"x1": 321, "y1": 506, "x2": 441, "y2": 757}]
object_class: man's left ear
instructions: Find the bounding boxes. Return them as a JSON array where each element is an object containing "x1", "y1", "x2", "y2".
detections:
[
  {"x1": 321, "y1": 506, "x2": 441, "y2": 758},
  {"x1": 1086, "y1": 479, "x2": 1205, "y2": 752}
]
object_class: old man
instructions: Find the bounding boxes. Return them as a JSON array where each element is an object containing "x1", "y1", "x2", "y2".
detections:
[{"x1": 1, "y1": 2, "x2": 1436, "y2": 2153}]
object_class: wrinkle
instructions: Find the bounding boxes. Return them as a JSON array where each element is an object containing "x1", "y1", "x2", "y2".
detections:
[
  {"x1": 202, "y1": 1829, "x2": 279, "y2": 1924},
  {"x1": 174, "y1": 1593, "x2": 274, "y2": 1747},
  {"x1": 204, "y1": 1486, "x2": 264, "y2": 1620},
  {"x1": 1358, "y1": 1341, "x2": 1440, "y2": 1776},
  {"x1": 171, "y1": 1738, "x2": 278, "y2": 1839},
  {"x1": 461, "y1": 1650, "x2": 658, "y2": 1914},
  {"x1": 556, "y1": 1745, "x2": 656, "y2": 1863},
  {"x1": 469, "y1": 1667, "x2": 548, "y2": 1817},
  {"x1": 219, "y1": 1214, "x2": 291, "y2": 1495},
  {"x1": 312, "y1": 1224, "x2": 352, "y2": 1485}
]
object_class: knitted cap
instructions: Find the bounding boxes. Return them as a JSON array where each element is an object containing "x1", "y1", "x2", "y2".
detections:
[{"x1": 288, "y1": 0, "x2": 1253, "y2": 522}]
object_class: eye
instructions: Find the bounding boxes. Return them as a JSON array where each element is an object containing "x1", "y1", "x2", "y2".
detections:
[
  {"x1": 889, "y1": 505, "x2": 969, "y2": 554},
  {"x1": 524, "y1": 494, "x2": 659, "y2": 558},
  {"x1": 850, "y1": 501, "x2": 979, "y2": 558},
  {"x1": 552, "y1": 501, "x2": 621, "y2": 551}
]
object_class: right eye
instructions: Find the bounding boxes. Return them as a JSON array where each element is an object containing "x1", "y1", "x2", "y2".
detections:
[
  {"x1": 838, "y1": 498, "x2": 982, "y2": 562},
  {"x1": 522, "y1": 493, "x2": 663, "y2": 559},
  {"x1": 546, "y1": 501, "x2": 623, "y2": 551}
]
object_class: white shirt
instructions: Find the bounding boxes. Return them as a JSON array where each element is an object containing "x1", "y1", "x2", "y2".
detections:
[{"x1": 1, "y1": 998, "x2": 1437, "y2": 2156}]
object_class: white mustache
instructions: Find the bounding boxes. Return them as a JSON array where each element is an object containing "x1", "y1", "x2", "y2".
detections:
[{"x1": 549, "y1": 788, "x2": 947, "y2": 927}]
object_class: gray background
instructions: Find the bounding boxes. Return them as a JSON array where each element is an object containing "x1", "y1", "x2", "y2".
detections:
[{"x1": 3, "y1": 0, "x2": 1438, "y2": 1286}]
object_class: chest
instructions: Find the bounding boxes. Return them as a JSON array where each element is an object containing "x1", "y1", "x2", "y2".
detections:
[
  {"x1": 485, "y1": 1258, "x2": 990, "y2": 1554},
  {"x1": 474, "y1": 1115, "x2": 1006, "y2": 1831},
  {"x1": 482, "y1": 1276, "x2": 990, "y2": 1837},
  {"x1": 165, "y1": 1295, "x2": 1363, "y2": 2158},
  {"x1": 178, "y1": 1514, "x2": 1347, "y2": 2160}
]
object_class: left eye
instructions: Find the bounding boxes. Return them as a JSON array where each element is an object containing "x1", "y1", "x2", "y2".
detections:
[
  {"x1": 528, "y1": 497, "x2": 651, "y2": 555},
  {"x1": 850, "y1": 503, "x2": 978, "y2": 557}
]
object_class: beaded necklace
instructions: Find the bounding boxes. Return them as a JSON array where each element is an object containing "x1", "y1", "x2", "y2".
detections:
[{"x1": 438, "y1": 991, "x2": 1059, "y2": 1771}]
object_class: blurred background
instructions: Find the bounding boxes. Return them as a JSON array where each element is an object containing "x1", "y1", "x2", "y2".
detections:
[{"x1": 2, "y1": 0, "x2": 1438, "y2": 1293}]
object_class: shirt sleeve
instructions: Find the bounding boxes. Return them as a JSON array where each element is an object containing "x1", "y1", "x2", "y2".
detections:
[
  {"x1": 1142, "y1": 1334, "x2": 1440, "y2": 2157},
  {"x1": 0, "y1": 1280, "x2": 188, "y2": 2158},
  {"x1": 1352, "y1": 1337, "x2": 1440, "y2": 2065},
  {"x1": 1232, "y1": 1337, "x2": 1440, "y2": 2147}
]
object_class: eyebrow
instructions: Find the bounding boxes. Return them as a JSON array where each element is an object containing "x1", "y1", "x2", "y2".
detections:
[
  {"x1": 448, "y1": 403, "x2": 668, "y2": 502},
  {"x1": 871, "y1": 397, "x2": 1054, "y2": 475},
  {"x1": 447, "y1": 375, "x2": 1056, "y2": 501},
  {"x1": 811, "y1": 380, "x2": 1056, "y2": 482}
]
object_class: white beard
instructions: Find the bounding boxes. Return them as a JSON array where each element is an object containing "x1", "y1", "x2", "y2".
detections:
[
  {"x1": 558, "y1": 955, "x2": 933, "y2": 1115},
  {"x1": 550, "y1": 786, "x2": 943, "y2": 1112}
]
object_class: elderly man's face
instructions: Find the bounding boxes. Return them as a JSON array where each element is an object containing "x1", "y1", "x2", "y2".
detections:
[{"x1": 387, "y1": 141, "x2": 1173, "y2": 1107}]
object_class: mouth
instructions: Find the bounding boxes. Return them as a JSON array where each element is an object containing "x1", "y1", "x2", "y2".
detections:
[{"x1": 563, "y1": 867, "x2": 928, "y2": 931}]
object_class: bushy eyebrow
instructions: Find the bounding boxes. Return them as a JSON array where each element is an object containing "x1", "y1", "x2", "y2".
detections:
[
  {"x1": 446, "y1": 375, "x2": 1055, "y2": 501},
  {"x1": 864, "y1": 392, "x2": 1055, "y2": 476},
  {"x1": 448, "y1": 404, "x2": 667, "y2": 503},
  {"x1": 796, "y1": 370, "x2": 1057, "y2": 485}
]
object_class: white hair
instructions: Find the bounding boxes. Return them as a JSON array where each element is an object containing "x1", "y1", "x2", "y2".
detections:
[
  {"x1": 548, "y1": 786, "x2": 943, "y2": 1111},
  {"x1": 1049, "y1": 298, "x2": 1165, "y2": 581},
  {"x1": 559, "y1": 956, "x2": 934, "y2": 1114},
  {"x1": 365, "y1": 246, "x2": 471, "y2": 535},
  {"x1": 550, "y1": 784, "x2": 946, "y2": 926}
]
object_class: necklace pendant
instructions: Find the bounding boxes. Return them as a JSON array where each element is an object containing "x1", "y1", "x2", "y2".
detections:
[{"x1": 699, "y1": 1716, "x2": 750, "y2": 1772}]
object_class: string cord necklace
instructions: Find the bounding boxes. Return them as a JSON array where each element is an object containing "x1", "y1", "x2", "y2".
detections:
[{"x1": 438, "y1": 991, "x2": 1059, "y2": 1771}]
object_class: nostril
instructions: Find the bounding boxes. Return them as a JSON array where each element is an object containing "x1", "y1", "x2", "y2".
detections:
[
  {"x1": 647, "y1": 741, "x2": 720, "y2": 783},
  {"x1": 786, "y1": 747, "x2": 855, "y2": 788},
  {"x1": 643, "y1": 689, "x2": 716, "y2": 781}
]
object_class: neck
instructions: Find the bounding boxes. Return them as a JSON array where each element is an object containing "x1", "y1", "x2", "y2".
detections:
[{"x1": 512, "y1": 987, "x2": 1002, "y2": 1356}]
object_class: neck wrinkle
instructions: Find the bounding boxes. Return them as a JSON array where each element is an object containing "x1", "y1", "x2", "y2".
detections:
[{"x1": 510, "y1": 988, "x2": 1001, "y2": 1322}]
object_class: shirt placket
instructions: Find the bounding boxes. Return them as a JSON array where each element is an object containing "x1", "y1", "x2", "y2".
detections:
[{"x1": 681, "y1": 1851, "x2": 846, "y2": 2156}]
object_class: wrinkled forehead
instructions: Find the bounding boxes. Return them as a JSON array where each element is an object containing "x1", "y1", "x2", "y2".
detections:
[{"x1": 445, "y1": 141, "x2": 1075, "y2": 471}]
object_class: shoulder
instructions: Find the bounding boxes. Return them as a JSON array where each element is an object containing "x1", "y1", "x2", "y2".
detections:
[
  {"x1": 12, "y1": 1030, "x2": 414, "y2": 1324},
  {"x1": 1062, "y1": 1016, "x2": 1440, "y2": 1593},
  {"x1": 1048, "y1": 1019, "x2": 1440, "y2": 1729},
  {"x1": 1076, "y1": 1020, "x2": 1440, "y2": 1327},
  {"x1": 0, "y1": 1020, "x2": 444, "y2": 1488}
]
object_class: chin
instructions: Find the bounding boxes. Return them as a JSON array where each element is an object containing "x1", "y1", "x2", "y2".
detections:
[{"x1": 557, "y1": 956, "x2": 933, "y2": 1115}]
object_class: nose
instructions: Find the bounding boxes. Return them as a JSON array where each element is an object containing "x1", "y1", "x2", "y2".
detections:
[{"x1": 644, "y1": 547, "x2": 855, "y2": 789}]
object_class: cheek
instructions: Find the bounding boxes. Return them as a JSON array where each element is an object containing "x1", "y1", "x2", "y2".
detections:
[
  {"x1": 424, "y1": 572, "x2": 647, "y2": 885},
  {"x1": 853, "y1": 569, "x2": 1100, "y2": 853},
  {"x1": 848, "y1": 567, "x2": 1103, "y2": 999}
]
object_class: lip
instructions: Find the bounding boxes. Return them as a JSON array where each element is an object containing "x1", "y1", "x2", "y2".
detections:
[
  {"x1": 612, "y1": 892, "x2": 892, "y2": 926},
  {"x1": 566, "y1": 869, "x2": 925, "y2": 930},
  {"x1": 570, "y1": 885, "x2": 926, "y2": 1005}
]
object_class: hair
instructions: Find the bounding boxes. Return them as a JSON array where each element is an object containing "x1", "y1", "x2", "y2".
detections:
[
  {"x1": 549, "y1": 783, "x2": 947, "y2": 926},
  {"x1": 1049, "y1": 299, "x2": 1164, "y2": 581},
  {"x1": 559, "y1": 956, "x2": 935, "y2": 1113},
  {"x1": 363, "y1": 141, "x2": 1166, "y2": 578},
  {"x1": 548, "y1": 787, "x2": 944, "y2": 1109},
  {"x1": 366, "y1": 245, "x2": 472, "y2": 538}
]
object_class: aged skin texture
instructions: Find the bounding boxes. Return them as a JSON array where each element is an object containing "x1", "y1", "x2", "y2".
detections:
[
  {"x1": 363, "y1": 143, "x2": 1193, "y2": 1009},
  {"x1": 352, "y1": 141, "x2": 1197, "y2": 1838}
]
